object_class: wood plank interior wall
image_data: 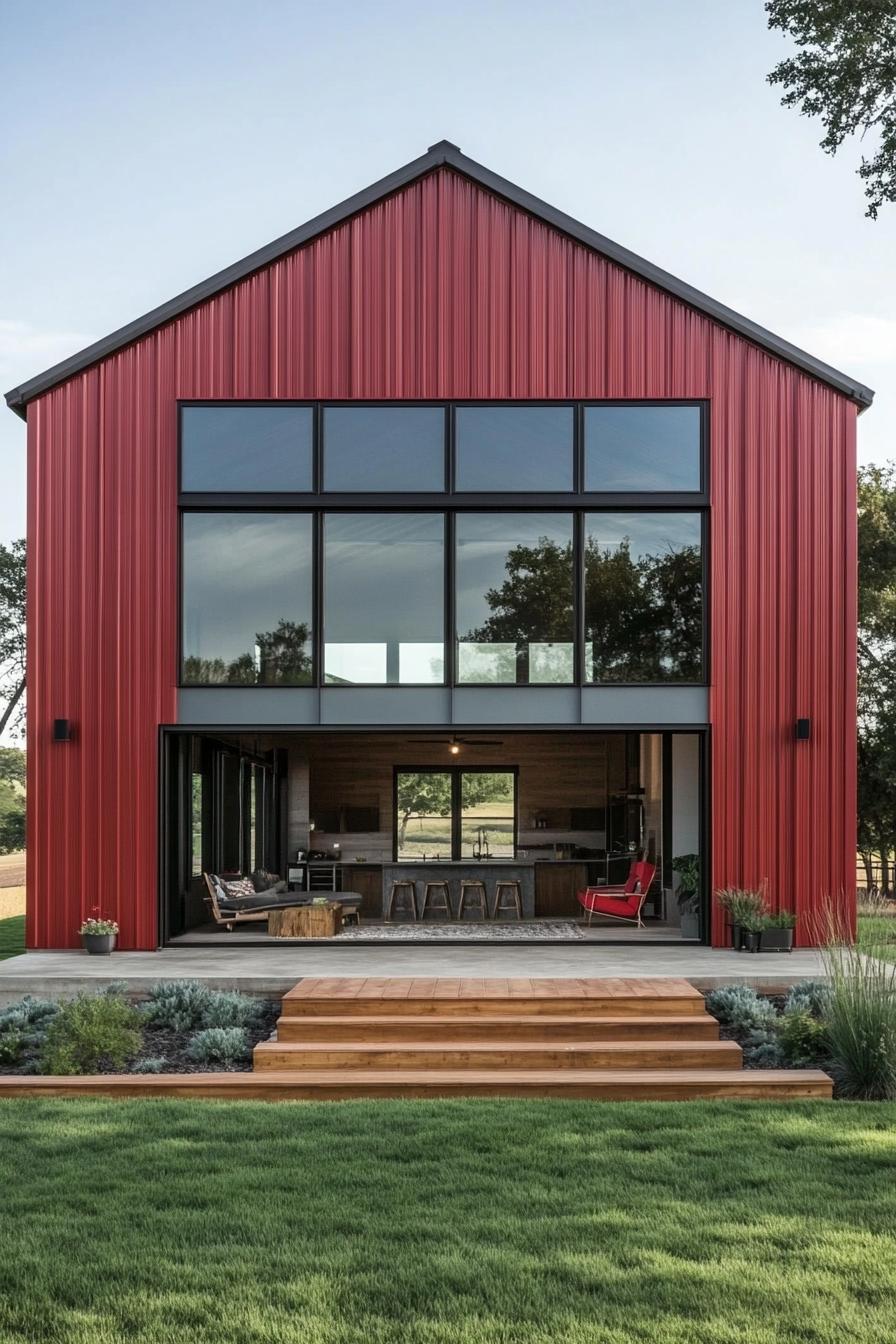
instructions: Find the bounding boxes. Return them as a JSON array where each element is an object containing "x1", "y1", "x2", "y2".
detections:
[{"x1": 276, "y1": 732, "x2": 639, "y2": 861}]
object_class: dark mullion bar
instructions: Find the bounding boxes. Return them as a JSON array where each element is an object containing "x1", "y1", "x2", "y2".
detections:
[{"x1": 178, "y1": 492, "x2": 709, "y2": 509}]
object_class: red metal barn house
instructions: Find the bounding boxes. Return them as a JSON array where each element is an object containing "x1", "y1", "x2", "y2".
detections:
[{"x1": 5, "y1": 142, "x2": 872, "y2": 952}]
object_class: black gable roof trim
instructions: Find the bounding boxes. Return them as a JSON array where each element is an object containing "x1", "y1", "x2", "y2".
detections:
[{"x1": 4, "y1": 139, "x2": 874, "y2": 416}]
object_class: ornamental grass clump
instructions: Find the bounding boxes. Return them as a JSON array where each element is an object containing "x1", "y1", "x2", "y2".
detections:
[
  {"x1": 41, "y1": 994, "x2": 142, "y2": 1076},
  {"x1": 186, "y1": 1027, "x2": 251, "y2": 1066},
  {"x1": 822, "y1": 936, "x2": 896, "y2": 1100},
  {"x1": 716, "y1": 887, "x2": 768, "y2": 927}
]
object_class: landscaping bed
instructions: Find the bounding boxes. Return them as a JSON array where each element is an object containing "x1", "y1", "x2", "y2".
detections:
[{"x1": 0, "y1": 981, "x2": 278, "y2": 1076}]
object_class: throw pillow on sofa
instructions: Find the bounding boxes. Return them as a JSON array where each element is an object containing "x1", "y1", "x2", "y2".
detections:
[{"x1": 251, "y1": 868, "x2": 283, "y2": 893}]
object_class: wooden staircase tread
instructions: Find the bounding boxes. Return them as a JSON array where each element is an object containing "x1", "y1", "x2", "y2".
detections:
[
  {"x1": 283, "y1": 977, "x2": 704, "y2": 1003},
  {"x1": 0, "y1": 1069, "x2": 833, "y2": 1099},
  {"x1": 275, "y1": 1014, "x2": 716, "y2": 1029},
  {"x1": 259, "y1": 1040, "x2": 740, "y2": 1055}
]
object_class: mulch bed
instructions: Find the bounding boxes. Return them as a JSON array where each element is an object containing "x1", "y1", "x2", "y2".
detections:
[
  {"x1": 1, "y1": 1001, "x2": 280, "y2": 1076},
  {"x1": 119, "y1": 1002, "x2": 280, "y2": 1074}
]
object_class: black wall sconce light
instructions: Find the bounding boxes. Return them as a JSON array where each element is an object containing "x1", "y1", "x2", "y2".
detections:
[
  {"x1": 52, "y1": 718, "x2": 73, "y2": 743},
  {"x1": 795, "y1": 718, "x2": 811, "y2": 741}
]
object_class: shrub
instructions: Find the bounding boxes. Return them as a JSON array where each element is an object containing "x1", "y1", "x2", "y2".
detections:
[
  {"x1": 142, "y1": 981, "x2": 214, "y2": 1032},
  {"x1": 743, "y1": 1028, "x2": 787, "y2": 1068},
  {"x1": 131, "y1": 1057, "x2": 166, "y2": 1074},
  {"x1": 186, "y1": 1027, "x2": 251, "y2": 1066},
  {"x1": 778, "y1": 1009, "x2": 827, "y2": 1065},
  {"x1": 0, "y1": 997, "x2": 59, "y2": 1069},
  {"x1": 0, "y1": 1031, "x2": 25, "y2": 1065},
  {"x1": 704, "y1": 985, "x2": 777, "y2": 1033},
  {"x1": 822, "y1": 941, "x2": 896, "y2": 1100},
  {"x1": 785, "y1": 979, "x2": 832, "y2": 1018},
  {"x1": 41, "y1": 995, "x2": 142, "y2": 1075},
  {"x1": 199, "y1": 991, "x2": 264, "y2": 1030}
]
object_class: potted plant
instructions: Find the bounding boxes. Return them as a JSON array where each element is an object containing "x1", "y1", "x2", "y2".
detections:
[
  {"x1": 717, "y1": 887, "x2": 768, "y2": 950},
  {"x1": 672, "y1": 854, "x2": 700, "y2": 940},
  {"x1": 79, "y1": 912, "x2": 119, "y2": 955},
  {"x1": 740, "y1": 911, "x2": 767, "y2": 953},
  {"x1": 760, "y1": 909, "x2": 796, "y2": 952}
]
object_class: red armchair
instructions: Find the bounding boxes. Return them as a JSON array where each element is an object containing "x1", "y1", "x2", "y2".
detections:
[{"x1": 576, "y1": 859, "x2": 657, "y2": 929}]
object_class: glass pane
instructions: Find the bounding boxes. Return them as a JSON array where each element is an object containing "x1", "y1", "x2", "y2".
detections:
[
  {"x1": 455, "y1": 406, "x2": 574, "y2": 491},
  {"x1": 324, "y1": 514, "x2": 444, "y2": 684},
  {"x1": 456, "y1": 513, "x2": 574, "y2": 684},
  {"x1": 190, "y1": 772, "x2": 203, "y2": 877},
  {"x1": 461, "y1": 772, "x2": 515, "y2": 858},
  {"x1": 584, "y1": 406, "x2": 701, "y2": 491},
  {"x1": 323, "y1": 407, "x2": 445, "y2": 491},
  {"x1": 396, "y1": 772, "x2": 453, "y2": 860},
  {"x1": 584, "y1": 512, "x2": 702, "y2": 682},
  {"x1": 181, "y1": 406, "x2": 313, "y2": 491},
  {"x1": 182, "y1": 513, "x2": 314, "y2": 684}
]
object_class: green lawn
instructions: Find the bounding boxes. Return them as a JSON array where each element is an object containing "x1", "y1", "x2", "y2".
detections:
[
  {"x1": 858, "y1": 913, "x2": 896, "y2": 963},
  {"x1": 0, "y1": 913, "x2": 24, "y2": 960},
  {"x1": 0, "y1": 1100, "x2": 894, "y2": 1343}
]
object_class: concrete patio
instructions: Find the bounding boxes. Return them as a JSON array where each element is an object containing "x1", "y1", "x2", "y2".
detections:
[{"x1": 0, "y1": 943, "x2": 830, "y2": 1003}]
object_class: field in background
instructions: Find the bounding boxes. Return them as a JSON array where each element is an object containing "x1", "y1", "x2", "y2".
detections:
[{"x1": 0, "y1": 852, "x2": 25, "y2": 921}]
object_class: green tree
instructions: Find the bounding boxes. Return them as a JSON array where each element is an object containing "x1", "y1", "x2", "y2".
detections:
[
  {"x1": 0, "y1": 747, "x2": 25, "y2": 787},
  {"x1": 0, "y1": 540, "x2": 26, "y2": 738},
  {"x1": 766, "y1": 0, "x2": 896, "y2": 218},
  {"x1": 857, "y1": 464, "x2": 896, "y2": 891},
  {"x1": 395, "y1": 771, "x2": 513, "y2": 850}
]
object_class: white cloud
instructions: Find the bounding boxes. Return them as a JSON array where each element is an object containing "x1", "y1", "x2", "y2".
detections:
[
  {"x1": 789, "y1": 314, "x2": 896, "y2": 369},
  {"x1": 0, "y1": 319, "x2": 93, "y2": 384}
]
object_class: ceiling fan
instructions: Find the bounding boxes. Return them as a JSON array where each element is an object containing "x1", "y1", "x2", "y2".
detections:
[{"x1": 406, "y1": 733, "x2": 504, "y2": 751}]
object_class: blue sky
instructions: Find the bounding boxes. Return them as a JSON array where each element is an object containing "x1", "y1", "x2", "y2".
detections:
[{"x1": 1, "y1": 0, "x2": 893, "y2": 546}]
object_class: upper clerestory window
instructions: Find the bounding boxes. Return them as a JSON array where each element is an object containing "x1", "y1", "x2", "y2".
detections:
[
  {"x1": 180, "y1": 406, "x2": 314, "y2": 491},
  {"x1": 584, "y1": 405, "x2": 702, "y2": 492},
  {"x1": 322, "y1": 406, "x2": 446, "y2": 491}
]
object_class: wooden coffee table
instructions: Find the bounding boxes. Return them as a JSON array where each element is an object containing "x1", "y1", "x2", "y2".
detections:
[{"x1": 268, "y1": 902, "x2": 343, "y2": 939}]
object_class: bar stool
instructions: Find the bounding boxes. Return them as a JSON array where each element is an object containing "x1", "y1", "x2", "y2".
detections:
[
  {"x1": 386, "y1": 879, "x2": 417, "y2": 921},
  {"x1": 421, "y1": 880, "x2": 453, "y2": 920},
  {"x1": 492, "y1": 879, "x2": 523, "y2": 920},
  {"x1": 457, "y1": 879, "x2": 488, "y2": 921}
]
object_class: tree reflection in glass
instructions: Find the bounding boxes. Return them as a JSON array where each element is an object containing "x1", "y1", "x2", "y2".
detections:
[
  {"x1": 456, "y1": 514, "x2": 575, "y2": 684},
  {"x1": 585, "y1": 513, "x2": 702, "y2": 682},
  {"x1": 182, "y1": 513, "x2": 314, "y2": 684}
]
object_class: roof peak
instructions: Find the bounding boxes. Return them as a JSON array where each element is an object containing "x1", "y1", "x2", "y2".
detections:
[{"x1": 4, "y1": 141, "x2": 874, "y2": 415}]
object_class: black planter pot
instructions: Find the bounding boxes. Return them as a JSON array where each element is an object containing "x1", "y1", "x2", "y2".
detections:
[
  {"x1": 741, "y1": 930, "x2": 761, "y2": 953},
  {"x1": 759, "y1": 927, "x2": 794, "y2": 953},
  {"x1": 730, "y1": 923, "x2": 743, "y2": 950},
  {"x1": 82, "y1": 933, "x2": 116, "y2": 956}
]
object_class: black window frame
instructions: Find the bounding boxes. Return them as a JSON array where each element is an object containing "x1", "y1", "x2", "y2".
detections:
[
  {"x1": 177, "y1": 399, "x2": 709, "y2": 689},
  {"x1": 393, "y1": 764, "x2": 519, "y2": 862}
]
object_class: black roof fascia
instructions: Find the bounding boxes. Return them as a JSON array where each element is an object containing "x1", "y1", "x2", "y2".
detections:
[{"x1": 4, "y1": 139, "x2": 874, "y2": 416}]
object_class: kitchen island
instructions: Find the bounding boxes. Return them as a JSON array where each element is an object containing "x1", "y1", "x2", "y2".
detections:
[{"x1": 380, "y1": 860, "x2": 536, "y2": 919}]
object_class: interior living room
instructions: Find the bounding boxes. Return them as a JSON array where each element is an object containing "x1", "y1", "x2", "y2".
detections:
[{"x1": 162, "y1": 728, "x2": 705, "y2": 945}]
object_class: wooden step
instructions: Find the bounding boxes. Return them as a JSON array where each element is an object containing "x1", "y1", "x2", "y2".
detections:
[
  {"x1": 253, "y1": 1039, "x2": 743, "y2": 1071},
  {"x1": 274, "y1": 1013, "x2": 721, "y2": 1043},
  {"x1": 0, "y1": 1069, "x2": 834, "y2": 1101},
  {"x1": 281, "y1": 977, "x2": 705, "y2": 1018}
]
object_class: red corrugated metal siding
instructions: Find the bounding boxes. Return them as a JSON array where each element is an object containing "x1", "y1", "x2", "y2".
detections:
[{"x1": 26, "y1": 167, "x2": 857, "y2": 948}]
